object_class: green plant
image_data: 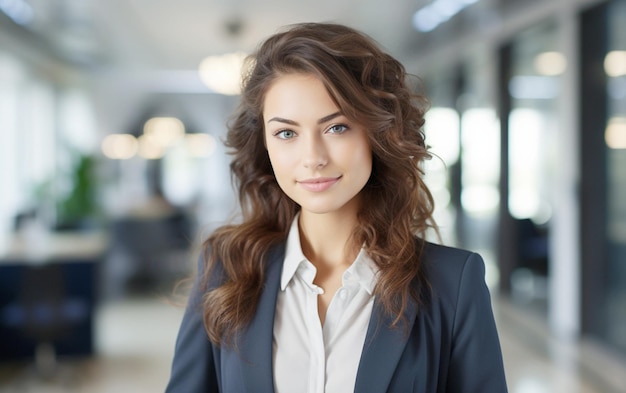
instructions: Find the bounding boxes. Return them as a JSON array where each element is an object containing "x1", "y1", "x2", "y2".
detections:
[{"x1": 56, "y1": 154, "x2": 99, "y2": 229}]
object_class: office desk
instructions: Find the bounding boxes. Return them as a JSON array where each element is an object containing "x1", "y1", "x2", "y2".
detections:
[{"x1": 0, "y1": 231, "x2": 108, "y2": 361}]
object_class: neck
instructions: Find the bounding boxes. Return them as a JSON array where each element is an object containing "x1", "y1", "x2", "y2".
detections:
[{"x1": 298, "y1": 210, "x2": 360, "y2": 269}]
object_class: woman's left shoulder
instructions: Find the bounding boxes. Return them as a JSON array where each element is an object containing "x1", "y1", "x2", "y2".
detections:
[
  {"x1": 418, "y1": 241, "x2": 489, "y2": 300},
  {"x1": 420, "y1": 241, "x2": 484, "y2": 270}
]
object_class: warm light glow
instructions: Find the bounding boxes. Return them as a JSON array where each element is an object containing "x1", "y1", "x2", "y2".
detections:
[
  {"x1": 534, "y1": 51, "x2": 567, "y2": 76},
  {"x1": 185, "y1": 133, "x2": 216, "y2": 157},
  {"x1": 604, "y1": 51, "x2": 626, "y2": 77},
  {"x1": 198, "y1": 52, "x2": 247, "y2": 95},
  {"x1": 137, "y1": 134, "x2": 165, "y2": 159},
  {"x1": 606, "y1": 117, "x2": 626, "y2": 149},
  {"x1": 101, "y1": 134, "x2": 138, "y2": 159},
  {"x1": 143, "y1": 117, "x2": 184, "y2": 147}
]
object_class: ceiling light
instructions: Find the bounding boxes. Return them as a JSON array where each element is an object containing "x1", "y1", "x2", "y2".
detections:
[
  {"x1": 432, "y1": 0, "x2": 464, "y2": 19},
  {"x1": 101, "y1": 134, "x2": 138, "y2": 160},
  {"x1": 605, "y1": 51, "x2": 626, "y2": 77},
  {"x1": 605, "y1": 117, "x2": 626, "y2": 149},
  {"x1": 534, "y1": 52, "x2": 567, "y2": 76},
  {"x1": 413, "y1": 8, "x2": 440, "y2": 32},
  {"x1": 412, "y1": 0, "x2": 480, "y2": 32},
  {"x1": 143, "y1": 117, "x2": 185, "y2": 147},
  {"x1": 137, "y1": 134, "x2": 165, "y2": 159},
  {"x1": 0, "y1": 0, "x2": 34, "y2": 26},
  {"x1": 198, "y1": 52, "x2": 247, "y2": 95}
]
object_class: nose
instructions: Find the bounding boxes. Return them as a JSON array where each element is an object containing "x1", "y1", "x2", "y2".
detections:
[{"x1": 302, "y1": 133, "x2": 328, "y2": 169}]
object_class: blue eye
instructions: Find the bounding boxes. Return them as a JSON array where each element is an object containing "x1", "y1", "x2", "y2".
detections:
[
  {"x1": 275, "y1": 129, "x2": 296, "y2": 139},
  {"x1": 327, "y1": 124, "x2": 348, "y2": 134}
]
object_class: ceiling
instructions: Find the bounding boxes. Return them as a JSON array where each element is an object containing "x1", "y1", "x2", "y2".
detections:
[
  {"x1": 0, "y1": 0, "x2": 490, "y2": 136},
  {"x1": 22, "y1": 0, "x2": 429, "y2": 73}
]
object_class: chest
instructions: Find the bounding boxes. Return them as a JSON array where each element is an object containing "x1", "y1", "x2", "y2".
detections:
[{"x1": 272, "y1": 279, "x2": 376, "y2": 393}]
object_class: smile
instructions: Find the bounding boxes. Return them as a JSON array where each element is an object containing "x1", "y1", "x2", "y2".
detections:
[{"x1": 297, "y1": 176, "x2": 341, "y2": 192}]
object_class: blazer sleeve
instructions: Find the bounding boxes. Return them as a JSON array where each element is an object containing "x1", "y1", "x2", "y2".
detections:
[
  {"x1": 447, "y1": 253, "x2": 508, "y2": 392},
  {"x1": 165, "y1": 255, "x2": 219, "y2": 393}
]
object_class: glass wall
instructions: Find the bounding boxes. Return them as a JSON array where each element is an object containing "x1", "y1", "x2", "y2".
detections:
[
  {"x1": 421, "y1": 46, "x2": 501, "y2": 289},
  {"x1": 422, "y1": 65, "x2": 461, "y2": 247},
  {"x1": 505, "y1": 21, "x2": 563, "y2": 314},
  {"x1": 458, "y1": 47, "x2": 501, "y2": 289},
  {"x1": 604, "y1": 0, "x2": 626, "y2": 355},
  {"x1": 0, "y1": 52, "x2": 58, "y2": 248},
  {"x1": 0, "y1": 44, "x2": 100, "y2": 249}
]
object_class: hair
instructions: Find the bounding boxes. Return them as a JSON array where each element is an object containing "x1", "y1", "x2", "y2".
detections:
[{"x1": 201, "y1": 22, "x2": 436, "y2": 346}]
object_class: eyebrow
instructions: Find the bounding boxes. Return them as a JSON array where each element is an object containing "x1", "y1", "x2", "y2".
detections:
[{"x1": 267, "y1": 111, "x2": 342, "y2": 126}]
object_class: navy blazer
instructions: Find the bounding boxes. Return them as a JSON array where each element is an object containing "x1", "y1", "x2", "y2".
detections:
[{"x1": 165, "y1": 242, "x2": 508, "y2": 392}]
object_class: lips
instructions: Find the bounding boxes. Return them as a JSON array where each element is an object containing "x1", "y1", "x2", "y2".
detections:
[{"x1": 297, "y1": 176, "x2": 340, "y2": 192}]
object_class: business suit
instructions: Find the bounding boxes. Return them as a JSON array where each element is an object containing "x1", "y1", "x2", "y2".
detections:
[{"x1": 165, "y1": 241, "x2": 508, "y2": 392}]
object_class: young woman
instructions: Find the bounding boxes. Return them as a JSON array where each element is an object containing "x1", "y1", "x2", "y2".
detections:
[{"x1": 166, "y1": 23, "x2": 508, "y2": 392}]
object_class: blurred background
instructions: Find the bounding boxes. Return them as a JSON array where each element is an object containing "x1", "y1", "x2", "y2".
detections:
[{"x1": 0, "y1": 0, "x2": 625, "y2": 391}]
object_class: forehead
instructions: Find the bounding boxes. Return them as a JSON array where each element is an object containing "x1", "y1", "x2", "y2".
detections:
[{"x1": 263, "y1": 73, "x2": 340, "y2": 119}]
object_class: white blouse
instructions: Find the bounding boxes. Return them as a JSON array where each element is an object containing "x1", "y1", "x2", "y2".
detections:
[{"x1": 273, "y1": 217, "x2": 378, "y2": 393}]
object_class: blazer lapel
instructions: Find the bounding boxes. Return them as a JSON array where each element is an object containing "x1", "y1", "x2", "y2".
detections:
[
  {"x1": 239, "y1": 244, "x2": 285, "y2": 393},
  {"x1": 354, "y1": 298, "x2": 418, "y2": 393}
]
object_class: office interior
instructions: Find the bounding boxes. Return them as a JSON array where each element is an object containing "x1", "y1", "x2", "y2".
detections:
[{"x1": 1, "y1": 0, "x2": 625, "y2": 391}]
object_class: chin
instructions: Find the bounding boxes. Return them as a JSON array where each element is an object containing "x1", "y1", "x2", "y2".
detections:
[{"x1": 298, "y1": 201, "x2": 352, "y2": 216}]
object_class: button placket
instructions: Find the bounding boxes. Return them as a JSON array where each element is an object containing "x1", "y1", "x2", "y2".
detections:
[{"x1": 305, "y1": 281, "x2": 325, "y2": 393}]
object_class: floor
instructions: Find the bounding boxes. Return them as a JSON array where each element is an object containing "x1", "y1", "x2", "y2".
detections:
[
  {"x1": 495, "y1": 299, "x2": 626, "y2": 393},
  {"x1": 1, "y1": 295, "x2": 625, "y2": 393},
  {"x1": 0, "y1": 297, "x2": 183, "y2": 393}
]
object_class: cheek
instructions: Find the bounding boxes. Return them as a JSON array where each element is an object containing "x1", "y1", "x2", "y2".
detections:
[
  {"x1": 359, "y1": 154, "x2": 373, "y2": 182},
  {"x1": 267, "y1": 146, "x2": 294, "y2": 180},
  {"x1": 350, "y1": 140, "x2": 373, "y2": 178}
]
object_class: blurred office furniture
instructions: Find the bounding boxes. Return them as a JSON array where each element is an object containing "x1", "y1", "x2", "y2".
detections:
[
  {"x1": 0, "y1": 231, "x2": 107, "y2": 370},
  {"x1": 515, "y1": 218, "x2": 549, "y2": 276},
  {"x1": 510, "y1": 218, "x2": 549, "y2": 308},
  {"x1": 110, "y1": 204, "x2": 193, "y2": 294}
]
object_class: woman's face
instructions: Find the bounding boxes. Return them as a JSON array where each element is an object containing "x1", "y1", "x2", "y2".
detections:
[{"x1": 263, "y1": 73, "x2": 372, "y2": 217}]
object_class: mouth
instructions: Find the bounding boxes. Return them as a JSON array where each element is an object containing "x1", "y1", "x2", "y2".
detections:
[{"x1": 297, "y1": 176, "x2": 341, "y2": 192}]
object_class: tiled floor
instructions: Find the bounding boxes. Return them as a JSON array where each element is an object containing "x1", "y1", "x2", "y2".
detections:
[{"x1": 1, "y1": 295, "x2": 625, "y2": 392}]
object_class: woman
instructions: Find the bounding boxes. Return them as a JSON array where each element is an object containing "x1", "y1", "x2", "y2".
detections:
[{"x1": 166, "y1": 23, "x2": 507, "y2": 392}]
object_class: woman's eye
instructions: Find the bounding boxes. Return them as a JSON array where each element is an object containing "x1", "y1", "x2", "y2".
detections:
[
  {"x1": 327, "y1": 124, "x2": 348, "y2": 134},
  {"x1": 275, "y1": 129, "x2": 296, "y2": 139}
]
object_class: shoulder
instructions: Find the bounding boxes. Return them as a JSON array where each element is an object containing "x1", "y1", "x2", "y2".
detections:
[
  {"x1": 419, "y1": 241, "x2": 488, "y2": 304},
  {"x1": 420, "y1": 241, "x2": 483, "y2": 273},
  {"x1": 421, "y1": 241, "x2": 476, "y2": 260}
]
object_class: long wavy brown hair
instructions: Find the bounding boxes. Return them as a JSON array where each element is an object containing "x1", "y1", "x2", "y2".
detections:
[{"x1": 201, "y1": 22, "x2": 436, "y2": 346}]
